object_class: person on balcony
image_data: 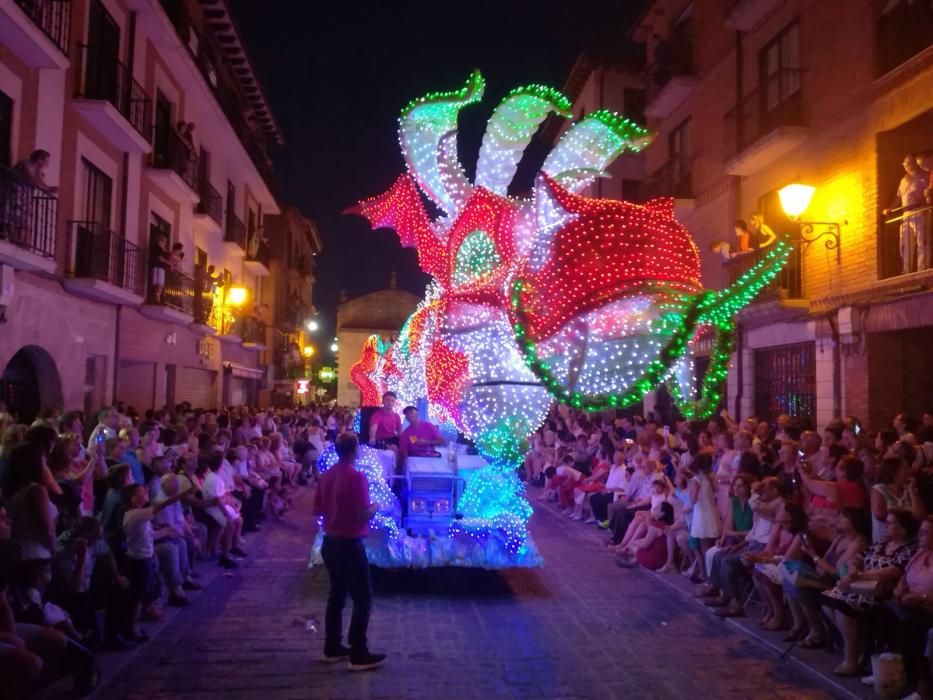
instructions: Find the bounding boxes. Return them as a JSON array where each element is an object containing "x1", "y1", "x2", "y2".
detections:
[
  {"x1": 12, "y1": 150, "x2": 58, "y2": 195},
  {"x1": 148, "y1": 234, "x2": 171, "y2": 304},
  {"x1": 748, "y1": 213, "x2": 776, "y2": 250},
  {"x1": 884, "y1": 154, "x2": 929, "y2": 274}
]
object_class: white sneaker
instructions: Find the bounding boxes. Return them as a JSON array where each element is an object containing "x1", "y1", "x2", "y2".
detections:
[
  {"x1": 570, "y1": 514, "x2": 584, "y2": 521},
  {"x1": 584, "y1": 517, "x2": 596, "y2": 524}
]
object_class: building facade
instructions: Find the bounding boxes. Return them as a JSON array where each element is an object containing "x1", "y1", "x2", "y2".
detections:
[
  {"x1": 630, "y1": 0, "x2": 933, "y2": 430},
  {"x1": 548, "y1": 52, "x2": 649, "y2": 203},
  {"x1": 335, "y1": 279, "x2": 420, "y2": 407},
  {"x1": 0, "y1": 0, "x2": 298, "y2": 420},
  {"x1": 261, "y1": 204, "x2": 323, "y2": 404}
]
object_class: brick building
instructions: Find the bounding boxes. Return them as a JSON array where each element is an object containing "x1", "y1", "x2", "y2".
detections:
[
  {"x1": 628, "y1": 0, "x2": 933, "y2": 430},
  {"x1": 0, "y1": 0, "x2": 313, "y2": 420},
  {"x1": 547, "y1": 51, "x2": 649, "y2": 203},
  {"x1": 261, "y1": 204, "x2": 322, "y2": 404}
]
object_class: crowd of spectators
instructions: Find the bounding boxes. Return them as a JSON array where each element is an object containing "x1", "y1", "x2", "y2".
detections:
[
  {"x1": 528, "y1": 406, "x2": 933, "y2": 695},
  {"x1": 0, "y1": 401, "x2": 353, "y2": 697}
]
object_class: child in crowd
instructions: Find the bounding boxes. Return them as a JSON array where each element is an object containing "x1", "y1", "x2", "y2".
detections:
[{"x1": 121, "y1": 482, "x2": 191, "y2": 641}]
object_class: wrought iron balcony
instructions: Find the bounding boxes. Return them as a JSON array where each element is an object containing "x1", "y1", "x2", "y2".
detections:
[
  {"x1": 196, "y1": 180, "x2": 222, "y2": 225},
  {"x1": 224, "y1": 211, "x2": 246, "y2": 254},
  {"x1": 880, "y1": 203, "x2": 933, "y2": 280},
  {"x1": 160, "y1": 269, "x2": 195, "y2": 315},
  {"x1": 69, "y1": 221, "x2": 145, "y2": 296},
  {"x1": 641, "y1": 157, "x2": 694, "y2": 201},
  {"x1": 723, "y1": 68, "x2": 808, "y2": 174},
  {"x1": 244, "y1": 238, "x2": 270, "y2": 275},
  {"x1": 150, "y1": 127, "x2": 199, "y2": 199},
  {"x1": 723, "y1": 239, "x2": 804, "y2": 301},
  {"x1": 240, "y1": 315, "x2": 267, "y2": 349},
  {"x1": 12, "y1": 0, "x2": 71, "y2": 55},
  {"x1": 75, "y1": 44, "x2": 153, "y2": 148},
  {"x1": 0, "y1": 163, "x2": 57, "y2": 265}
]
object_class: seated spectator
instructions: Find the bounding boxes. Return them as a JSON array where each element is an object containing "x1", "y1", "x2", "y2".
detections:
[
  {"x1": 871, "y1": 457, "x2": 926, "y2": 543},
  {"x1": 616, "y1": 501, "x2": 675, "y2": 570},
  {"x1": 879, "y1": 515, "x2": 933, "y2": 696},
  {"x1": 51, "y1": 516, "x2": 134, "y2": 650},
  {"x1": 748, "y1": 501, "x2": 807, "y2": 630},
  {"x1": 608, "y1": 455, "x2": 657, "y2": 545},
  {"x1": 822, "y1": 508, "x2": 918, "y2": 676},
  {"x1": 782, "y1": 506, "x2": 871, "y2": 648},
  {"x1": 201, "y1": 455, "x2": 246, "y2": 568}
]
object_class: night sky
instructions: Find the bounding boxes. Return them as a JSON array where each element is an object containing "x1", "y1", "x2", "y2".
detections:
[{"x1": 229, "y1": 0, "x2": 646, "y2": 348}]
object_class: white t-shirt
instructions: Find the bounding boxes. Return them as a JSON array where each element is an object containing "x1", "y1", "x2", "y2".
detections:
[
  {"x1": 202, "y1": 471, "x2": 226, "y2": 501},
  {"x1": 218, "y1": 459, "x2": 237, "y2": 491},
  {"x1": 124, "y1": 507, "x2": 155, "y2": 559}
]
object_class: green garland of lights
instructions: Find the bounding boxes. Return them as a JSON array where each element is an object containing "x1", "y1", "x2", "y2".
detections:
[
  {"x1": 400, "y1": 69, "x2": 485, "y2": 118},
  {"x1": 508, "y1": 238, "x2": 792, "y2": 419},
  {"x1": 504, "y1": 83, "x2": 573, "y2": 117}
]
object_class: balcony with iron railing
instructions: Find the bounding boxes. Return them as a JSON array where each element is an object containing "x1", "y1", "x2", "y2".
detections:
[
  {"x1": 723, "y1": 68, "x2": 809, "y2": 176},
  {"x1": 240, "y1": 315, "x2": 267, "y2": 350},
  {"x1": 224, "y1": 211, "x2": 246, "y2": 256},
  {"x1": 641, "y1": 157, "x2": 694, "y2": 204},
  {"x1": 148, "y1": 128, "x2": 200, "y2": 203},
  {"x1": 244, "y1": 237, "x2": 271, "y2": 276},
  {"x1": 1, "y1": 0, "x2": 71, "y2": 68},
  {"x1": 722, "y1": 239, "x2": 807, "y2": 320},
  {"x1": 64, "y1": 221, "x2": 145, "y2": 304},
  {"x1": 195, "y1": 179, "x2": 223, "y2": 228},
  {"x1": 875, "y1": 0, "x2": 933, "y2": 79},
  {"x1": 644, "y1": 38, "x2": 695, "y2": 119},
  {"x1": 157, "y1": 0, "x2": 276, "y2": 189},
  {"x1": 0, "y1": 163, "x2": 58, "y2": 273},
  {"x1": 879, "y1": 203, "x2": 933, "y2": 281},
  {"x1": 73, "y1": 44, "x2": 153, "y2": 153},
  {"x1": 140, "y1": 262, "x2": 195, "y2": 324}
]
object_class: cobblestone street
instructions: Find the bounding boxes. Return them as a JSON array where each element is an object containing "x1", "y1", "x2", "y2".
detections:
[{"x1": 91, "y1": 489, "x2": 847, "y2": 700}]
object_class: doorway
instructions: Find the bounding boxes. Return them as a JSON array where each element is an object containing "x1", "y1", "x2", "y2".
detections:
[{"x1": 0, "y1": 346, "x2": 64, "y2": 424}]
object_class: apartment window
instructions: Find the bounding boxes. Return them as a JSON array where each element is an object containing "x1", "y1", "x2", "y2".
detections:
[
  {"x1": 0, "y1": 90, "x2": 12, "y2": 167},
  {"x1": 623, "y1": 88, "x2": 646, "y2": 126},
  {"x1": 226, "y1": 180, "x2": 235, "y2": 219},
  {"x1": 668, "y1": 118, "x2": 691, "y2": 187},
  {"x1": 81, "y1": 158, "x2": 113, "y2": 227},
  {"x1": 754, "y1": 342, "x2": 816, "y2": 424},
  {"x1": 149, "y1": 212, "x2": 171, "y2": 243},
  {"x1": 760, "y1": 21, "x2": 801, "y2": 113},
  {"x1": 153, "y1": 91, "x2": 173, "y2": 168}
]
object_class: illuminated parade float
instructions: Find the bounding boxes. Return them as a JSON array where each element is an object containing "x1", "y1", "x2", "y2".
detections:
[{"x1": 312, "y1": 71, "x2": 790, "y2": 569}]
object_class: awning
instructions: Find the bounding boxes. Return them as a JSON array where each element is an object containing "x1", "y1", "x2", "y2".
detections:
[{"x1": 223, "y1": 362, "x2": 264, "y2": 380}]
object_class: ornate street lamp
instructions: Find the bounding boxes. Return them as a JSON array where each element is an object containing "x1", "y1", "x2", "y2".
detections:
[{"x1": 778, "y1": 183, "x2": 843, "y2": 263}]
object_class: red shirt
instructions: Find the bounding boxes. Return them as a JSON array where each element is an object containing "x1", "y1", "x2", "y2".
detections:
[
  {"x1": 370, "y1": 408, "x2": 401, "y2": 441},
  {"x1": 312, "y1": 461, "x2": 371, "y2": 538},
  {"x1": 400, "y1": 421, "x2": 443, "y2": 457}
]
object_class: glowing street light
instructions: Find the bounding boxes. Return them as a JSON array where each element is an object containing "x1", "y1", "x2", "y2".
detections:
[
  {"x1": 330, "y1": 342, "x2": 339, "y2": 352},
  {"x1": 227, "y1": 285, "x2": 248, "y2": 307},
  {"x1": 306, "y1": 319, "x2": 319, "y2": 332},
  {"x1": 778, "y1": 183, "x2": 815, "y2": 220},
  {"x1": 302, "y1": 345, "x2": 315, "y2": 357}
]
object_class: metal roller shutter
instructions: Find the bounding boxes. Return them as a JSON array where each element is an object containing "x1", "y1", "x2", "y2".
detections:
[{"x1": 178, "y1": 367, "x2": 215, "y2": 409}]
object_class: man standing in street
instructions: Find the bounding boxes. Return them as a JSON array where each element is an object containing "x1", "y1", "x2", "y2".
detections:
[{"x1": 312, "y1": 433, "x2": 385, "y2": 671}]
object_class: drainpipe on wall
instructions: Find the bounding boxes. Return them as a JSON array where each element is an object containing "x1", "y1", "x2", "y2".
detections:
[
  {"x1": 731, "y1": 30, "x2": 745, "y2": 422},
  {"x1": 112, "y1": 12, "x2": 138, "y2": 403},
  {"x1": 827, "y1": 314, "x2": 842, "y2": 422}
]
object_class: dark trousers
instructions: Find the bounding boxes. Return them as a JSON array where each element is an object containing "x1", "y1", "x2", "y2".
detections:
[
  {"x1": 320, "y1": 535, "x2": 372, "y2": 654},
  {"x1": 589, "y1": 492, "x2": 614, "y2": 522},
  {"x1": 610, "y1": 503, "x2": 650, "y2": 544}
]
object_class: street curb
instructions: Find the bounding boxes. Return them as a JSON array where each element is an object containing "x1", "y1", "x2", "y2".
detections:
[{"x1": 529, "y1": 490, "x2": 868, "y2": 700}]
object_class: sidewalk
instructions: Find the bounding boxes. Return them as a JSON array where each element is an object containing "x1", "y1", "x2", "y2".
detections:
[{"x1": 531, "y1": 488, "x2": 876, "y2": 700}]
